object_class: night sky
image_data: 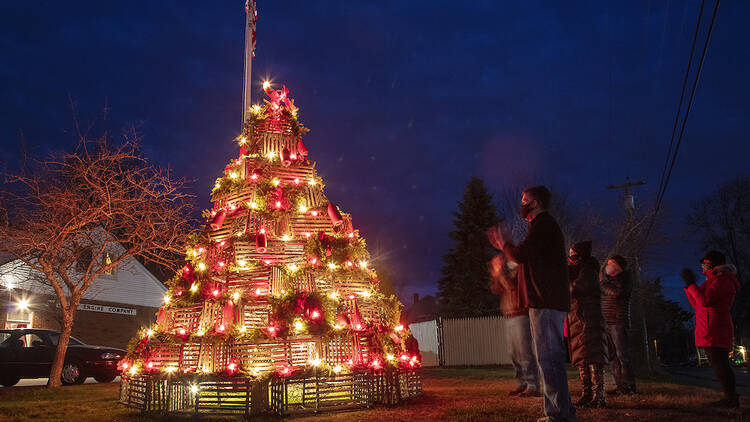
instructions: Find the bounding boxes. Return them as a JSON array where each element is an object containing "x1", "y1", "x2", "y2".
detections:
[{"x1": 2, "y1": 1, "x2": 749, "y2": 307}]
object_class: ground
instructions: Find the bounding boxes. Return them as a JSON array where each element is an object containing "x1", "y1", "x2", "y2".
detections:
[{"x1": 0, "y1": 367, "x2": 747, "y2": 422}]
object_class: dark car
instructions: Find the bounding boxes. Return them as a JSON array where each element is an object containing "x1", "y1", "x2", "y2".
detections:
[{"x1": 0, "y1": 329, "x2": 125, "y2": 387}]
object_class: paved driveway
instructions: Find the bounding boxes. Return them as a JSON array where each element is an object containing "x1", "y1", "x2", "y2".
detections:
[{"x1": 1, "y1": 376, "x2": 121, "y2": 387}]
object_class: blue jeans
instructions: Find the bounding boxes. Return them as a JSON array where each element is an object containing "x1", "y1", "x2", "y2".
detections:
[
  {"x1": 529, "y1": 308, "x2": 576, "y2": 422},
  {"x1": 605, "y1": 324, "x2": 636, "y2": 391},
  {"x1": 505, "y1": 315, "x2": 539, "y2": 392}
]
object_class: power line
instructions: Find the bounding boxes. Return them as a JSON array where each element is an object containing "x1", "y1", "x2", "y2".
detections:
[
  {"x1": 654, "y1": 0, "x2": 705, "y2": 206},
  {"x1": 655, "y1": 0, "x2": 720, "y2": 216},
  {"x1": 644, "y1": 0, "x2": 720, "y2": 244}
]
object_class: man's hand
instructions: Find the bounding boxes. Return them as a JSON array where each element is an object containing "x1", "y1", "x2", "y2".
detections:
[{"x1": 487, "y1": 225, "x2": 504, "y2": 250}]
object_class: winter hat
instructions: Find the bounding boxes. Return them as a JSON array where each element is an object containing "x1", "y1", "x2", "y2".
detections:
[
  {"x1": 700, "y1": 250, "x2": 726, "y2": 266},
  {"x1": 571, "y1": 241, "x2": 592, "y2": 258},
  {"x1": 609, "y1": 255, "x2": 627, "y2": 271}
]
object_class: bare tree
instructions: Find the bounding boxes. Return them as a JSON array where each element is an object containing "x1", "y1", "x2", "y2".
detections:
[{"x1": 0, "y1": 134, "x2": 194, "y2": 388}]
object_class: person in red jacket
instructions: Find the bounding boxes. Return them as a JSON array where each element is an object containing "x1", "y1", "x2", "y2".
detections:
[{"x1": 681, "y1": 250, "x2": 741, "y2": 408}]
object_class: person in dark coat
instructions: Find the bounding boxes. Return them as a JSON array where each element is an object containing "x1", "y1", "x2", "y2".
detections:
[
  {"x1": 567, "y1": 241, "x2": 608, "y2": 408},
  {"x1": 600, "y1": 255, "x2": 636, "y2": 395},
  {"x1": 681, "y1": 250, "x2": 741, "y2": 408}
]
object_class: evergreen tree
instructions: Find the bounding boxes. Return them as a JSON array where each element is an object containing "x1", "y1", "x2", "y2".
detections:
[{"x1": 437, "y1": 177, "x2": 500, "y2": 317}]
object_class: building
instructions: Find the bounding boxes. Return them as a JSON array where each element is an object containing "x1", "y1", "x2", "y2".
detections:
[{"x1": 0, "y1": 249, "x2": 166, "y2": 349}]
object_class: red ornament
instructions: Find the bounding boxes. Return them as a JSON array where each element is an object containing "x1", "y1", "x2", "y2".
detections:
[
  {"x1": 256, "y1": 232, "x2": 267, "y2": 253},
  {"x1": 210, "y1": 209, "x2": 227, "y2": 230},
  {"x1": 297, "y1": 139, "x2": 308, "y2": 157},
  {"x1": 328, "y1": 203, "x2": 343, "y2": 227}
]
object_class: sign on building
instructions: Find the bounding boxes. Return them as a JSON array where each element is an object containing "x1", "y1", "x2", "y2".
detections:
[{"x1": 78, "y1": 303, "x2": 136, "y2": 316}]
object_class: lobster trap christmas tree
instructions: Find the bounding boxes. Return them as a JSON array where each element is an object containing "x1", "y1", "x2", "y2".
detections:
[
  {"x1": 119, "y1": 3, "x2": 421, "y2": 415},
  {"x1": 121, "y1": 81, "x2": 421, "y2": 393}
]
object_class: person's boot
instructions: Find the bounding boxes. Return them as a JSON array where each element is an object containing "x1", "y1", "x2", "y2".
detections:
[
  {"x1": 589, "y1": 364, "x2": 606, "y2": 408},
  {"x1": 575, "y1": 365, "x2": 593, "y2": 407},
  {"x1": 710, "y1": 394, "x2": 740, "y2": 408}
]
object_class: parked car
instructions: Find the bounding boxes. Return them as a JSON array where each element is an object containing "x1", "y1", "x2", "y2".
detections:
[{"x1": 0, "y1": 328, "x2": 125, "y2": 387}]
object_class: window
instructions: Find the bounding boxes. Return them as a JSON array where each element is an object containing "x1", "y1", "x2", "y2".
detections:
[
  {"x1": 76, "y1": 247, "x2": 93, "y2": 273},
  {"x1": 102, "y1": 252, "x2": 114, "y2": 275},
  {"x1": 48, "y1": 332, "x2": 84, "y2": 346},
  {"x1": 20, "y1": 333, "x2": 46, "y2": 348},
  {"x1": 0, "y1": 332, "x2": 11, "y2": 348}
]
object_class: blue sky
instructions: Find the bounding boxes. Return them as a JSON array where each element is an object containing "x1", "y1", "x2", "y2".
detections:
[{"x1": 2, "y1": 1, "x2": 748, "y2": 307}]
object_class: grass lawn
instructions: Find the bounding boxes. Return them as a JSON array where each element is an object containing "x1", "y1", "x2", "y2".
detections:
[{"x1": 0, "y1": 367, "x2": 747, "y2": 422}]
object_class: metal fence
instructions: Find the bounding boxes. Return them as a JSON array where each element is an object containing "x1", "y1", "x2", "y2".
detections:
[{"x1": 409, "y1": 316, "x2": 511, "y2": 367}]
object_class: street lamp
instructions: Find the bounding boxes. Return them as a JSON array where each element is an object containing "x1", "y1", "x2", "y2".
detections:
[{"x1": 16, "y1": 299, "x2": 29, "y2": 311}]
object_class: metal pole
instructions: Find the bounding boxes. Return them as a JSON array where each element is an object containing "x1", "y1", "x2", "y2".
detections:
[{"x1": 242, "y1": 1, "x2": 257, "y2": 128}]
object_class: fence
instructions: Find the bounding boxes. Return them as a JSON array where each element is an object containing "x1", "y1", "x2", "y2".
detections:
[{"x1": 409, "y1": 315, "x2": 511, "y2": 367}]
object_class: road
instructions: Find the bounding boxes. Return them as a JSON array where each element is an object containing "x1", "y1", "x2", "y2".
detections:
[{"x1": 1, "y1": 376, "x2": 121, "y2": 388}]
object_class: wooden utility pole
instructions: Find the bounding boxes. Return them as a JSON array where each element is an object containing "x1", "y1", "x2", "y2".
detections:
[{"x1": 607, "y1": 178, "x2": 652, "y2": 372}]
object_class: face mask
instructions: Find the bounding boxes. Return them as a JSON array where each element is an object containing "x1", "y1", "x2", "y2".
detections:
[
  {"x1": 520, "y1": 202, "x2": 534, "y2": 218},
  {"x1": 604, "y1": 264, "x2": 618, "y2": 277}
]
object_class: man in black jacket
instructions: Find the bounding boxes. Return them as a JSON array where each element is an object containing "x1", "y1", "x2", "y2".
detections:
[{"x1": 495, "y1": 186, "x2": 576, "y2": 422}]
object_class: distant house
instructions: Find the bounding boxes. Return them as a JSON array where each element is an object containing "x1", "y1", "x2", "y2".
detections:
[
  {"x1": 0, "y1": 245, "x2": 166, "y2": 349},
  {"x1": 403, "y1": 293, "x2": 438, "y2": 324}
]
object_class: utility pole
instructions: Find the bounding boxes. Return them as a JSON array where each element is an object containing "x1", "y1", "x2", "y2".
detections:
[{"x1": 607, "y1": 178, "x2": 652, "y2": 372}]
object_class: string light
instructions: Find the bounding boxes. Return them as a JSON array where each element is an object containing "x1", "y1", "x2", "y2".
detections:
[
  {"x1": 310, "y1": 310, "x2": 321, "y2": 320},
  {"x1": 229, "y1": 171, "x2": 239, "y2": 179},
  {"x1": 190, "y1": 384, "x2": 199, "y2": 394},
  {"x1": 197, "y1": 263, "x2": 206, "y2": 271},
  {"x1": 394, "y1": 325, "x2": 404, "y2": 332},
  {"x1": 238, "y1": 136, "x2": 247, "y2": 145},
  {"x1": 146, "y1": 329, "x2": 154, "y2": 337},
  {"x1": 129, "y1": 366, "x2": 139, "y2": 376},
  {"x1": 164, "y1": 366, "x2": 177, "y2": 374},
  {"x1": 308, "y1": 358, "x2": 321, "y2": 367},
  {"x1": 327, "y1": 263, "x2": 338, "y2": 270},
  {"x1": 266, "y1": 152, "x2": 275, "y2": 160},
  {"x1": 282, "y1": 234, "x2": 290, "y2": 241},
  {"x1": 359, "y1": 261, "x2": 368, "y2": 268},
  {"x1": 163, "y1": 295, "x2": 170, "y2": 304},
  {"x1": 249, "y1": 201, "x2": 258, "y2": 209},
  {"x1": 271, "y1": 178, "x2": 280, "y2": 187},
  {"x1": 333, "y1": 365, "x2": 342, "y2": 374},
  {"x1": 262, "y1": 80, "x2": 272, "y2": 90},
  {"x1": 298, "y1": 204, "x2": 308, "y2": 213},
  {"x1": 308, "y1": 179, "x2": 316, "y2": 186},
  {"x1": 328, "y1": 291, "x2": 339, "y2": 300},
  {"x1": 232, "y1": 291, "x2": 240, "y2": 301},
  {"x1": 190, "y1": 283, "x2": 199, "y2": 293},
  {"x1": 288, "y1": 263, "x2": 298, "y2": 272}
]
